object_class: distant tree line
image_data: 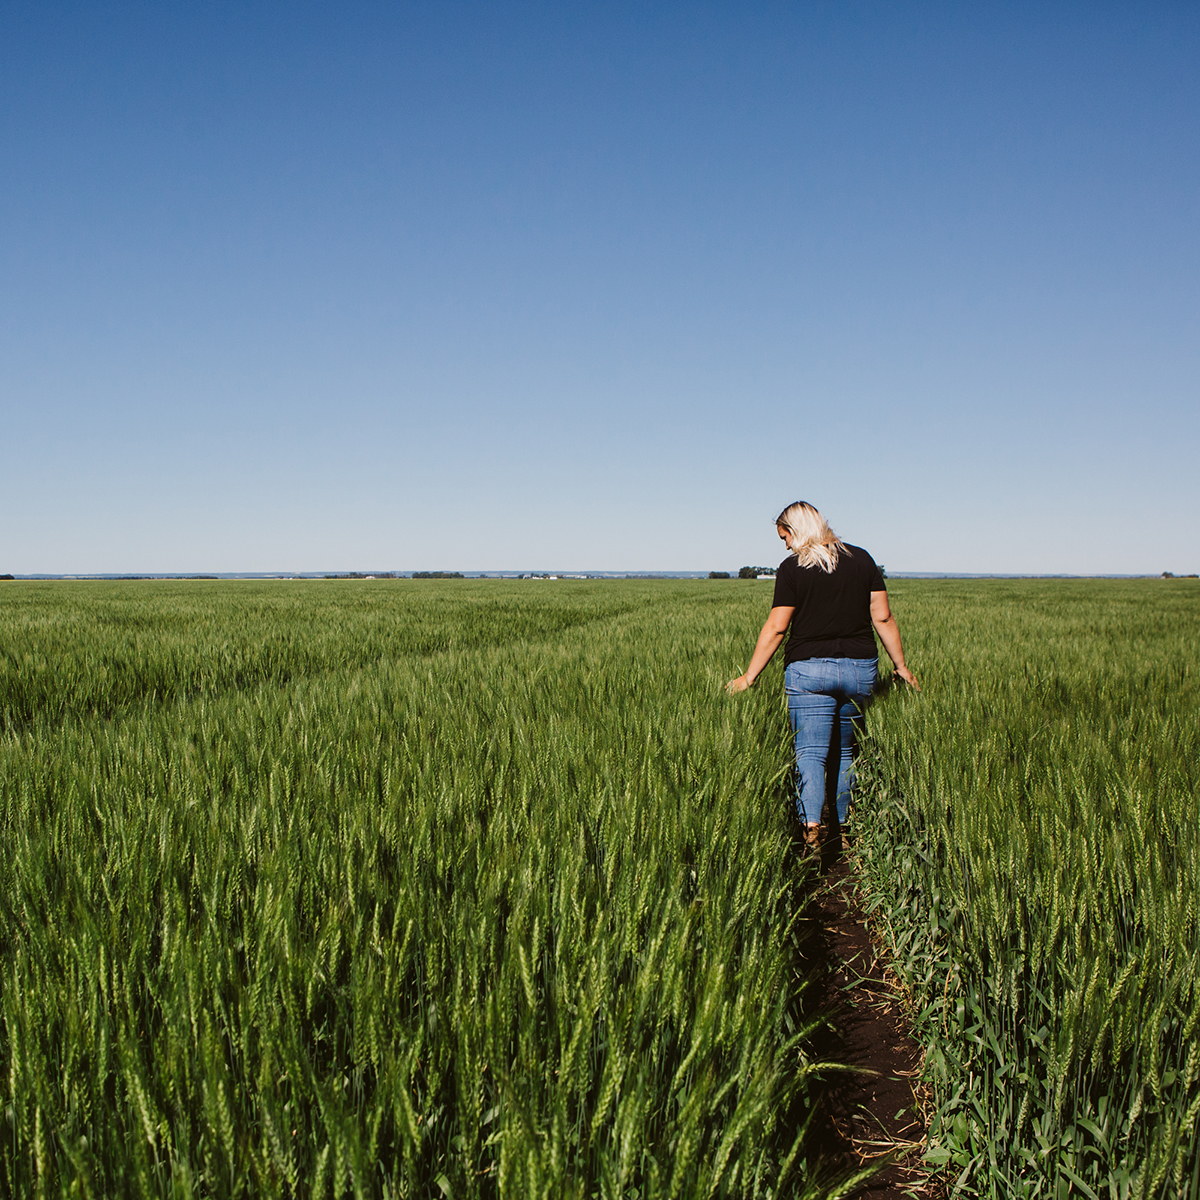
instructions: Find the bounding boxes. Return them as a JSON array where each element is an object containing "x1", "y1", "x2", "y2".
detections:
[
  {"x1": 0, "y1": 574, "x2": 14, "y2": 581},
  {"x1": 322, "y1": 571, "x2": 467, "y2": 579},
  {"x1": 713, "y1": 563, "x2": 889, "y2": 580},
  {"x1": 707, "y1": 567, "x2": 777, "y2": 579},
  {"x1": 323, "y1": 572, "x2": 400, "y2": 579}
]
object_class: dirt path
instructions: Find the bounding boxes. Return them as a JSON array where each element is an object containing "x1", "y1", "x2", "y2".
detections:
[{"x1": 800, "y1": 847, "x2": 945, "y2": 1199}]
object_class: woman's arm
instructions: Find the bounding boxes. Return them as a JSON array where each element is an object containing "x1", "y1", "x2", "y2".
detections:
[
  {"x1": 870, "y1": 590, "x2": 920, "y2": 689},
  {"x1": 725, "y1": 606, "x2": 795, "y2": 693}
]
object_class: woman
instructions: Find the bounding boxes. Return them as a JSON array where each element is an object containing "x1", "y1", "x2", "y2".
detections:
[{"x1": 726, "y1": 501, "x2": 919, "y2": 851}]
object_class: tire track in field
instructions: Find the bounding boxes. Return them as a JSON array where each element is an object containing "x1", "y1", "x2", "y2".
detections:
[
  {"x1": 800, "y1": 844, "x2": 946, "y2": 1199},
  {"x1": 0, "y1": 594, "x2": 652, "y2": 739}
]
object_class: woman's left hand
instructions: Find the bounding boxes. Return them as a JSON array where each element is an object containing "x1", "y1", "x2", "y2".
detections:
[{"x1": 725, "y1": 674, "x2": 752, "y2": 694}]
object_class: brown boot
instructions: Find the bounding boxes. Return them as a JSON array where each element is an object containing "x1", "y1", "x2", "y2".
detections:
[{"x1": 802, "y1": 823, "x2": 823, "y2": 854}]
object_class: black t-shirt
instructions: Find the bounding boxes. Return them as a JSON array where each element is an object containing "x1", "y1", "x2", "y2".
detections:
[{"x1": 771, "y1": 544, "x2": 886, "y2": 664}]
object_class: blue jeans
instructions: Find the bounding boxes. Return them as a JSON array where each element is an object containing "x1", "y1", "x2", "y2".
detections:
[{"x1": 784, "y1": 658, "x2": 878, "y2": 826}]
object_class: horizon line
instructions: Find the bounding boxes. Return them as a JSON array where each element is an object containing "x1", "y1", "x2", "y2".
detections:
[{"x1": 2, "y1": 571, "x2": 1184, "y2": 582}]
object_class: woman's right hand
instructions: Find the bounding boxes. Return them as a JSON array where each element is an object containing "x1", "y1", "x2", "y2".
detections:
[
  {"x1": 725, "y1": 674, "x2": 752, "y2": 694},
  {"x1": 893, "y1": 664, "x2": 921, "y2": 690}
]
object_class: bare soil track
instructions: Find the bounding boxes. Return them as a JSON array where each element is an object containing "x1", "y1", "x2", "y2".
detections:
[{"x1": 800, "y1": 846, "x2": 947, "y2": 1199}]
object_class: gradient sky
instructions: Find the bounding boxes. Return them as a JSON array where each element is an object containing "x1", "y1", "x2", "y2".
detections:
[{"x1": 3, "y1": 2, "x2": 1197, "y2": 574}]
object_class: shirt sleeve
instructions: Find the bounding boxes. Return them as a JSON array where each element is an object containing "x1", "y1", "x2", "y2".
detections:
[
  {"x1": 866, "y1": 553, "x2": 886, "y2": 591},
  {"x1": 771, "y1": 559, "x2": 797, "y2": 608}
]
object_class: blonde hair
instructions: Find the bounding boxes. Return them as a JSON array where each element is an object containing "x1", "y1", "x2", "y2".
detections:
[{"x1": 775, "y1": 501, "x2": 849, "y2": 573}]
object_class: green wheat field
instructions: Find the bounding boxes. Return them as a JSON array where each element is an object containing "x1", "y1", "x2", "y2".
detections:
[{"x1": 1, "y1": 577, "x2": 1197, "y2": 1198}]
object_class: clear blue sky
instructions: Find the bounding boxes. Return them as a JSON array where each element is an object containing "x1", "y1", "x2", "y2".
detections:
[{"x1": 3, "y1": 2, "x2": 1197, "y2": 574}]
